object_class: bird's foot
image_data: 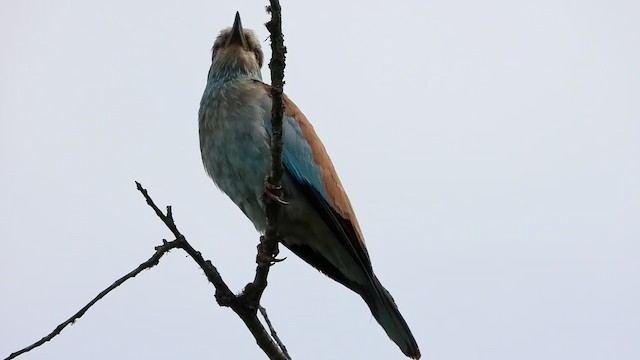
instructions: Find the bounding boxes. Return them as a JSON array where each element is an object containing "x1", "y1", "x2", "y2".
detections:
[
  {"x1": 263, "y1": 177, "x2": 289, "y2": 205},
  {"x1": 257, "y1": 236, "x2": 286, "y2": 266}
]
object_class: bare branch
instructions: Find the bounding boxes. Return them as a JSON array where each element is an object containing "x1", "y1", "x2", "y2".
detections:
[
  {"x1": 265, "y1": 0, "x2": 287, "y2": 194},
  {"x1": 5, "y1": 238, "x2": 182, "y2": 360},
  {"x1": 240, "y1": 0, "x2": 288, "y2": 313},
  {"x1": 260, "y1": 306, "x2": 292, "y2": 360},
  {"x1": 6, "y1": 183, "x2": 289, "y2": 360},
  {"x1": 134, "y1": 181, "x2": 232, "y2": 298},
  {"x1": 134, "y1": 182, "x2": 289, "y2": 360}
]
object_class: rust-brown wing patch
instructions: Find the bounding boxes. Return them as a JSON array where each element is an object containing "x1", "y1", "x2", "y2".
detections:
[{"x1": 262, "y1": 83, "x2": 373, "y2": 274}]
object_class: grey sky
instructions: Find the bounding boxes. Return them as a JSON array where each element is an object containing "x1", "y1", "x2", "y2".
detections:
[{"x1": 1, "y1": 1, "x2": 638, "y2": 359}]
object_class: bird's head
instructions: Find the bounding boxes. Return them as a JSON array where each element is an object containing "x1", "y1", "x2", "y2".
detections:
[{"x1": 209, "y1": 12, "x2": 263, "y2": 81}]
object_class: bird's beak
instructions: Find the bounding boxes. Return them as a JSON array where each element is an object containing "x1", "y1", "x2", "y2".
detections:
[{"x1": 227, "y1": 11, "x2": 248, "y2": 48}]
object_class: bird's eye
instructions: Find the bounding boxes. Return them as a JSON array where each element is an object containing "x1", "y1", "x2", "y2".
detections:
[
  {"x1": 254, "y1": 49, "x2": 263, "y2": 67},
  {"x1": 212, "y1": 45, "x2": 220, "y2": 60}
]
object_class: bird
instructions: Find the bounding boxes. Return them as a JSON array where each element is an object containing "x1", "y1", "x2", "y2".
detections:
[{"x1": 198, "y1": 12, "x2": 421, "y2": 359}]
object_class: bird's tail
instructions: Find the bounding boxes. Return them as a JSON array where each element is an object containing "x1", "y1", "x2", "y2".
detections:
[{"x1": 361, "y1": 276, "x2": 421, "y2": 359}]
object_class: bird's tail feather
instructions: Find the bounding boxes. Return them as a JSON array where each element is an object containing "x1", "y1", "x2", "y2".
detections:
[{"x1": 361, "y1": 276, "x2": 421, "y2": 359}]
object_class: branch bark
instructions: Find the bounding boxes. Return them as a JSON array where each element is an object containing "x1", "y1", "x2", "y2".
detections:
[{"x1": 249, "y1": 0, "x2": 288, "y2": 303}]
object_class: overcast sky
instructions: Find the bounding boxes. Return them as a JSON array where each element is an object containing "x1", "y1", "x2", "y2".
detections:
[{"x1": 1, "y1": 1, "x2": 638, "y2": 359}]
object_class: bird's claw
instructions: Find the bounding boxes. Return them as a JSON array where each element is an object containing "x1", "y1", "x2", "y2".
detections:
[
  {"x1": 257, "y1": 239, "x2": 286, "y2": 266},
  {"x1": 262, "y1": 255, "x2": 287, "y2": 266},
  {"x1": 264, "y1": 178, "x2": 282, "y2": 191},
  {"x1": 264, "y1": 190, "x2": 289, "y2": 205},
  {"x1": 263, "y1": 178, "x2": 289, "y2": 205}
]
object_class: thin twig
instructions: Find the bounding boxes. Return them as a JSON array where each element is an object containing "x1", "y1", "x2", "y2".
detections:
[
  {"x1": 5, "y1": 239, "x2": 182, "y2": 360},
  {"x1": 134, "y1": 181, "x2": 233, "y2": 298},
  {"x1": 135, "y1": 181, "x2": 181, "y2": 238},
  {"x1": 259, "y1": 306, "x2": 292, "y2": 360}
]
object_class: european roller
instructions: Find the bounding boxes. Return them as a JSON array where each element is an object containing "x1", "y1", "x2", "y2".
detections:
[{"x1": 199, "y1": 12, "x2": 420, "y2": 359}]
